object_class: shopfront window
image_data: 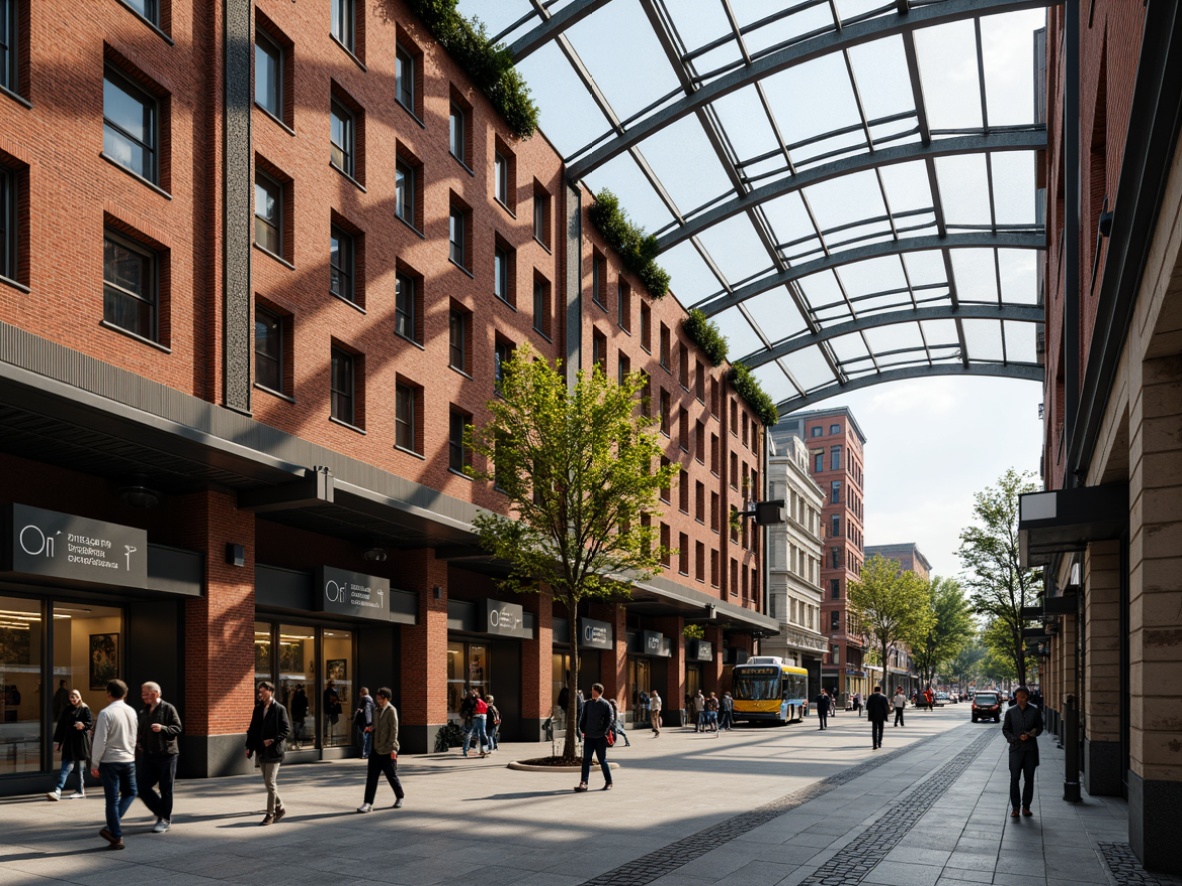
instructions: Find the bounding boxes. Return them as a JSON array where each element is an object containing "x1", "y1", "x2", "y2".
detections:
[
  {"x1": 552, "y1": 652, "x2": 572, "y2": 730},
  {"x1": 51, "y1": 600, "x2": 122, "y2": 723},
  {"x1": 627, "y1": 658, "x2": 651, "y2": 714},
  {"x1": 322, "y1": 628, "x2": 353, "y2": 748},
  {"x1": 0, "y1": 596, "x2": 42, "y2": 775},
  {"x1": 447, "y1": 640, "x2": 491, "y2": 721}
]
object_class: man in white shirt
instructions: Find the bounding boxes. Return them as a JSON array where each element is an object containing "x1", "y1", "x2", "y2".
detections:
[
  {"x1": 90, "y1": 679, "x2": 139, "y2": 850},
  {"x1": 892, "y1": 687, "x2": 907, "y2": 727}
]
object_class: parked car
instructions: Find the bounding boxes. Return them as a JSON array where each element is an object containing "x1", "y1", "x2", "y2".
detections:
[
  {"x1": 933, "y1": 692, "x2": 949, "y2": 707},
  {"x1": 971, "y1": 691, "x2": 1002, "y2": 723}
]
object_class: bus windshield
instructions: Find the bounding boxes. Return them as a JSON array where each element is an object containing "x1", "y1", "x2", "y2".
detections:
[{"x1": 733, "y1": 673, "x2": 780, "y2": 701}]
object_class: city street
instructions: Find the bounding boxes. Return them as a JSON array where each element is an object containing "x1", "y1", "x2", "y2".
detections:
[{"x1": 1, "y1": 705, "x2": 1173, "y2": 886}]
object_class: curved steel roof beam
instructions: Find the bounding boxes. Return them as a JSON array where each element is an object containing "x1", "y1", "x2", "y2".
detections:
[
  {"x1": 506, "y1": 0, "x2": 618, "y2": 62},
  {"x1": 564, "y1": 0, "x2": 1054, "y2": 180},
  {"x1": 740, "y1": 304, "x2": 1046, "y2": 368},
  {"x1": 694, "y1": 231, "x2": 1045, "y2": 317},
  {"x1": 656, "y1": 130, "x2": 1044, "y2": 252},
  {"x1": 778, "y1": 363, "x2": 1045, "y2": 414}
]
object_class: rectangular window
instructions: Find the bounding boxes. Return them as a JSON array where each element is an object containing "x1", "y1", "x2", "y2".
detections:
[
  {"x1": 449, "y1": 102, "x2": 466, "y2": 164},
  {"x1": 255, "y1": 307, "x2": 284, "y2": 394},
  {"x1": 330, "y1": 348, "x2": 355, "y2": 425},
  {"x1": 695, "y1": 542, "x2": 705, "y2": 582},
  {"x1": 617, "y1": 353, "x2": 630, "y2": 386},
  {"x1": 711, "y1": 550, "x2": 720, "y2": 586},
  {"x1": 831, "y1": 514, "x2": 840, "y2": 537},
  {"x1": 830, "y1": 423, "x2": 841, "y2": 435},
  {"x1": 532, "y1": 276, "x2": 551, "y2": 338},
  {"x1": 103, "y1": 231, "x2": 157, "y2": 341},
  {"x1": 813, "y1": 451, "x2": 823, "y2": 473},
  {"x1": 395, "y1": 43, "x2": 415, "y2": 113},
  {"x1": 729, "y1": 452, "x2": 738, "y2": 488},
  {"x1": 592, "y1": 328, "x2": 607, "y2": 373},
  {"x1": 255, "y1": 31, "x2": 282, "y2": 118},
  {"x1": 124, "y1": 0, "x2": 160, "y2": 25},
  {"x1": 659, "y1": 390, "x2": 671, "y2": 435},
  {"x1": 660, "y1": 524, "x2": 670, "y2": 568},
  {"x1": 640, "y1": 302, "x2": 651, "y2": 352},
  {"x1": 830, "y1": 579, "x2": 840, "y2": 600},
  {"x1": 591, "y1": 251, "x2": 606, "y2": 308},
  {"x1": 811, "y1": 425, "x2": 823, "y2": 437},
  {"x1": 830, "y1": 611, "x2": 840, "y2": 633},
  {"x1": 329, "y1": 226, "x2": 353, "y2": 303},
  {"x1": 103, "y1": 68, "x2": 158, "y2": 183},
  {"x1": 695, "y1": 421, "x2": 705, "y2": 462},
  {"x1": 0, "y1": 165, "x2": 18, "y2": 283},
  {"x1": 0, "y1": 0, "x2": 15, "y2": 94},
  {"x1": 830, "y1": 445, "x2": 841, "y2": 471},
  {"x1": 394, "y1": 271, "x2": 419, "y2": 342},
  {"x1": 679, "y1": 476, "x2": 689, "y2": 513},
  {"x1": 831, "y1": 480, "x2": 841, "y2": 504},
  {"x1": 395, "y1": 382, "x2": 418, "y2": 452},
  {"x1": 494, "y1": 337, "x2": 514, "y2": 393},
  {"x1": 711, "y1": 434, "x2": 719, "y2": 473},
  {"x1": 695, "y1": 481, "x2": 705, "y2": 522},
  {"x1": 830, "y1": 547, "x2": 840, "y2": 569},
  {"x1": 533, "y1": 184, "x2": 550, "y2": 246},
  {"x1": 254, "y1": 172, "x2": 282, "y2": 257},
  {"x1": 331, "y1": 0, "x2": 354, "y2": 52},
  {"x1": 494, "y1": 243, "x2": 513, "y2": 305},
  {"x1": 678, "y1": 409, "x2": 689, "y2": 451},
  {"x1": 617, "y1": 279, "x2": 631, "y2": 331},
  {"x1": 659, "y1": 458, "x2": 671, "y2": 503},
  {"x1": 659, "y1": 323, "x2": 670, "y2": 369},
  {"x1": 449, "y1": 409, "x2": 472, "y2": 473},
  {"x1": 678, "y1": 346, "x2": 688, "y2": 388},
  {"x1": 449, "y1": 307, "x2": 469, "y2": 373},
  {"x1": 695, "y1": 361, "x2": 705, "y2": 401},
  {"x1": 710, "y1": 492, "x2": 719, "y2": 531},
  {"x1": 449, "y1": 205, "x2": 467, "y2": 268},
  {"x1": 395, "y1": 159, "x2": 415, "y2": 226},
  {"x1": 494, "y1": 151, "x2": 509, "y2": 206},
  {"x1": 678, "y1": 533, "x2": 689, "y2": 575},
  {"x1": 330, "y1": 99, "x2": 354, "y2": 177}
]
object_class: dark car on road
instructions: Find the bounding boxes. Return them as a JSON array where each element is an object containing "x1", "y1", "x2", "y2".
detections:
[{"x1": 971, "y1": 691, "x2": 1002, "y2": 723}]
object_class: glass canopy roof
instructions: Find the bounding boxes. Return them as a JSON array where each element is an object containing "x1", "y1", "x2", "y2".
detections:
[{"x1": 461, "y1": 0, "x2": 1049, "y2": 413}]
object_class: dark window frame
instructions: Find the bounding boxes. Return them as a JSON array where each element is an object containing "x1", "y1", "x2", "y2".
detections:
[
  {"x1": 330, "y1": 347, "x2": 356, "y2": 426},
  {"x1": 103, "y1": 228, "x2": 158, "y2": 342},
  {"x1": 329, "y1": 98, "x2": 354, "y2": 177},
  {"x1": 103, "y1": 66, "x2": 159, "y2": 184},
  {"x1": 329, "y1": 225, "x2": 354, "y2": 303},
  {"x1": 254, "y1": 306, "x2": 286, "y2": 395}
]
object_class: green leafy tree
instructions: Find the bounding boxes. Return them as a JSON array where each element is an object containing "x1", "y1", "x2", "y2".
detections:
[
  {"x1": 910, "y1": 576, "x2": 974, "y2": 689},
  {"x1": 466, "y1": 345, "x2": 678, "y2": 761},
  {"x1": 948, "y1": 640, "x2": 986, "y2": 692},
  {"x1": 848, "y1": 555, "x2": 935, "y2": 692},
  {"x1": 980, "y1": 619, "x2": 1019, "y2": 685},
  {"x1": 958, "y1": 469, "x2": 1043, "y2": 686}
]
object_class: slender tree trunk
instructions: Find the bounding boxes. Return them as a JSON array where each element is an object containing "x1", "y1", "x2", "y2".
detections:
[{"x1": 563, "y1": 606, "x2": 580, "y2": 762}]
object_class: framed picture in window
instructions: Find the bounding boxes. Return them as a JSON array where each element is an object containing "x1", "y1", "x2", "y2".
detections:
[
  {"x1": 89, "y1": 633, "x2": 120, "y2": 690},
  {"x1": 326, "y1": 659, "x2": 347, "y2": 682}
]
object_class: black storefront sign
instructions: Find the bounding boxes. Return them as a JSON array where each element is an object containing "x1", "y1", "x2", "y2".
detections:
[
  {"x1": 315, "y1": 566, "x2": 390, "y2": 621},
  {"x1": 689, "y1": 639, "x2": 713, "y2": 662},
  {"x1": 635, "y1": 630, "x2": 670, "y2": 657},
  {"x1": 579, "y1": 617, "x2": 613, "y2": 650},
  {"x1": 9, "y1": 503, "x2": 148, "y2": 588},
  {"x1": 483, "y1": 599, "x2": 527, "y2": 638}
]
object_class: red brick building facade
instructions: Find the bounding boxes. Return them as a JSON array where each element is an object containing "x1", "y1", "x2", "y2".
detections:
[{"x1": 0, "y1": 0, "x2": 772, "y2": 793}]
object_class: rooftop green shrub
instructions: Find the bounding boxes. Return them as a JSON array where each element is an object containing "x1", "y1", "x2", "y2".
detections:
[
  {"x1": 729, "y1": 363, "x2": 779, "y2": 427},
  {"x1": 588, "y1": 189, "x2": 671, "y2": 298},
  {"x1": 682, "y1": 309, "x2": 729, "y2": 366}
]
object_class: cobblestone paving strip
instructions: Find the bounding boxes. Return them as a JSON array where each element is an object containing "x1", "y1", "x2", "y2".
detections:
[
  {"x1": 796, "y1": 728, "x2": 997, "y2": 886},
  {"x1": 578, "y1": 726, "x2": 978, "y2": 886},
  {"x1": 1098, "y1": 842, "x2": 1182, "y2": 886}
]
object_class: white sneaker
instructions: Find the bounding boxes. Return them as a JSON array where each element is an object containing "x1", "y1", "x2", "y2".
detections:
[
  {"x1": 356, "y1": 803, "x2": 373, "y2": 813},
  {"x1": 46, "y1": 790, "x2": 61, "y2": 801},
  {"x1": 152, "y1": 818, "x2": 170, "y2": 833},
  {"x1": 68, "y1": 792, "x2": 85, "y2": 800}
]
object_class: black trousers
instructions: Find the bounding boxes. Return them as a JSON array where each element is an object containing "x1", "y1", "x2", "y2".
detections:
[
  {"x1": 817, "y1": 711, "x2": 828, "y2": 729},
  {"x1": 871, "y1": 720, "x2": 884, "y2": 747},
  {"x1": 1009, "y1": 751, "x2": 1037, "y2": 810},
  {"x1": 894, "y1": 707, "x2": 905, "y2": 726},
  {"x1": 363, "y1": 753, "x2": 405, "y2": 804},
  {"x1": 137, "y1": 753, "x2": 177, "y2": 821}
]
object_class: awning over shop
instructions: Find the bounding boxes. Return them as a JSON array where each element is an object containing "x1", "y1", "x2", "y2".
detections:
[{"x1": 1017, "y1": 484, "x2": 1128, "y2": 567}]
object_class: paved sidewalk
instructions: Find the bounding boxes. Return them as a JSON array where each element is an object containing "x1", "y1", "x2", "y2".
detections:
[{"x1": 0, "y1": 707, "x2": 1177, "y2": 886}]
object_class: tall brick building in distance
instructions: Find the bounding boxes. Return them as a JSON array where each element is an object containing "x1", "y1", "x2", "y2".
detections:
[
  {"x1": 771, "y1": 407, "x2": 866, "y2": 702},
  {"x1": 0, "y1": 0, "x2": 774, "y2": 795}
]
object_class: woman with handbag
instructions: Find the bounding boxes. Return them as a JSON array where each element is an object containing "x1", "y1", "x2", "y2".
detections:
[{"x1": 245, "y1": 681, "x2": 291, "y2": 825}]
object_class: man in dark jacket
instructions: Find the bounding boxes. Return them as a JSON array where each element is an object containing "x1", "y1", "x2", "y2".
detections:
[
  {"x1": 575, "y1": 683, "x2": 614, "y2": 792},
  {"x1": 245, "y1": 681, "x2": 291, "y2": 825},
  {"x1": 137, "y1": 681, "x2": 182, "y2": 833},
  {"x1": 865, "y1": 685, "x2": 890, "y2": 749},
  {"x1": 815, "y1": 690, "x2": 831, "y2": 730},
  {"x1": 1002, "y1": 686, "x2": 1043, "y2": 817}
]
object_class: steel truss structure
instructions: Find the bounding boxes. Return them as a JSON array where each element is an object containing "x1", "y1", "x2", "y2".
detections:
[{"x1": 485, "y1": 0, "x2": 1053, "y2": 414}]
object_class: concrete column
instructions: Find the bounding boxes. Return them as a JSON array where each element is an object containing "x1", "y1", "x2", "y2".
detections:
[
  {"x1": 1128, "y1": 347, "x2": 1182, "y2": 872},
  {"x1": 179, "y1": 490, "x2": 256, "y2": 777},
  {"x1": 397, "y1": 551, "x2": 450, "y2": 754},
  {"x1": 519, "y1": 594, "x2": 551, "y2": 742},
  {"x1": 1083, "y1": 539, "x2": 1123, "y2": 795}
]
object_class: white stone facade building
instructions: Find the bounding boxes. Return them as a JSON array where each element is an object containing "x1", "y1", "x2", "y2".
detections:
[{"x1": 763, "y1": 434, "x2": 826, "y2": 672}]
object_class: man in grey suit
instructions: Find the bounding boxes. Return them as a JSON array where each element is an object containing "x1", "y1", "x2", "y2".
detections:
[{"x1": 1001, "y1": 686, "x2": 1043, "y2": 818}]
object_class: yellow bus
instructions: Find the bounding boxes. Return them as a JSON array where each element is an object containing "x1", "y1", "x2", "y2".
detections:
[{"x1": 731, "y1": 657, "x2": 808, "y2": 725}]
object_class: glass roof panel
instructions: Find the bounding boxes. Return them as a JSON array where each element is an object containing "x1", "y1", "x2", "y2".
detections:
[
  {"x1": 935, "y1": 154, "x2": 993, "y2": 227},
  {"x1": 949, "y1": 249, "x2": 1000, "y2": 303},
  {"x1": 902, "y1": 250, "x2": 949, "y2": 288},
  {"x1": 639, "y1": 116, "x2": 736, "y2": 214},
  {"x1": 715, "y1": 312, "x2": 770, "y2": 361},
  {"x1": 693, "y1": 214, "x2": 772, "y2": 287},
  {"x1": 835, "y1": 256, "x2": 908, "y2": 303},
  {"x1": 780, "y1": 345, "x2": 839, "y2": 393},
  {"x1": 662, "y1": 0, "x2": 739, "y2": 67},
  {"x1": 981, "y1": 10, "x2": 1046, "y2": 127},
  {"x1": 762, "y1": 191, "x2": 823, "y2": 257},
  {"x1": 879, "y1": 161, "x2": 936, "y2": 215},
  {"x1": 1004, "y1": 319, "x2": 1037, "y2": 363},
  {"x1": 743, "y1": 289, "x2": 809, "y2": 342},
  {"x1": 829, "y1": 331, "x2": 871, "y2": 365},
  {"x1": 963, "y1": 320, "x2": 1005, "y2": 362},
  {"x1": 591, "y1": 154, "x2": 678, "y2": 233},
  {"x1": 712, "y1": 86, "x2": 788, "y2": 172},
  {"x1": 990, "y1": 152, "x2": 1038, "y2": 225},
  {"x1": 997, "y1": 250, "x2": 1039, "y2": 305},
  {"x1": 801, "y1": 170, "x2": 887, "y2": 236},
  {"x1": 846, "y1": 35, "x2": 916, "y2": 124},
  {"x1": 797, "y1": 270, "x2": 847, "y2": 316},
  {"x1": 761, "y1": 54, "x2": 863, "y2": 154},
  {"x1": 914, "y1": 19, "x2": 984, "y2": 132},
  {"x1": 920, "y1": 318, "x2": 962, "y2": 347},
  {"x1": 661, "y1": 242, "x2": 723, "y2": 304},
  {"x1": 863, "y1": 323, "x2": 926, "y2": 356},
  {"x1": 515, "y1": 44, "x2": 609, "y2": 156},
  {"x1": 729, "y1": 1, "x2": 836, "y2": 59}
]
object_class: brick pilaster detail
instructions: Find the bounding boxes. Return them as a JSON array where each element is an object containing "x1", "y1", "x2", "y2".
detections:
[
  {"x1": 397, "y1": 551, "x2": 450, "y2": 728},
  {"x1": 520, "y1": 593, "x2": 551, "y2": 720}
]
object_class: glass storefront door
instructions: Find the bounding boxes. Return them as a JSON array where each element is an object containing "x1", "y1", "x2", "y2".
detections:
[
  {"x1": 627, "y1": 658, "x2": 651, "y2": 722},
  {"x1": 447, "y1": 640, "x2": 491, "y2": 722},
  {"x1": 0, "y1": 596, "x2": 43, "y2": 775}
]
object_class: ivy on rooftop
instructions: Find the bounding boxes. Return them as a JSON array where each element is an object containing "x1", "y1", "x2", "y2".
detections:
[{"x1": 588, "y1": 189, "x2": 672, "y2": 298}]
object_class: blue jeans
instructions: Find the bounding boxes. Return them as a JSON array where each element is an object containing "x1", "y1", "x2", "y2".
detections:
[
  {"x1": 54, "y1": 758, "x2": 85, "y2": 793},
  {"x1": 99, "y1": 761, "x2": 137, "y2": 839},
  {"x1": 360, "y1": 729, "x2": 373, "y2": 759},
  {"x1": 580, "y1": 735, "x2": 611, "y2": 785},
  {"x1": 463, "y1": 716, "x2": 488, "y2": 755}
]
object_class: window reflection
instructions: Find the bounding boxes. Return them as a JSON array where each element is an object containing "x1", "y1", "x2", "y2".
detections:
[{"x1": 0, "y1": 597, "x2": 41, "y2": 775}]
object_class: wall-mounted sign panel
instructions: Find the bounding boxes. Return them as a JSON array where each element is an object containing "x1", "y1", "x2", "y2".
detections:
[
  {"x1": 483, "y1": 599, "x2": 527, "y2": 638},
  {"x1": 579, "y1": 617, "x2": 613, "y2": 650},
  {"x1": 689, "y1": 640, "x2": 713, "y2": 661},
  {"x1": 10, "y1": 504, "x2": 148, "y2": 588},
  {"x1": 634, "y1": 630, "x2": 670, "y2": 657},
  {"x1": 315, "y1": 567, "x2": 390, "y2": 621}
]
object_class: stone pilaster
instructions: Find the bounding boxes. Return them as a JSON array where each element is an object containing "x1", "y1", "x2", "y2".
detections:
[{"x1": 1084, "y1": 539, "x2": 1124, "y2": 795}]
